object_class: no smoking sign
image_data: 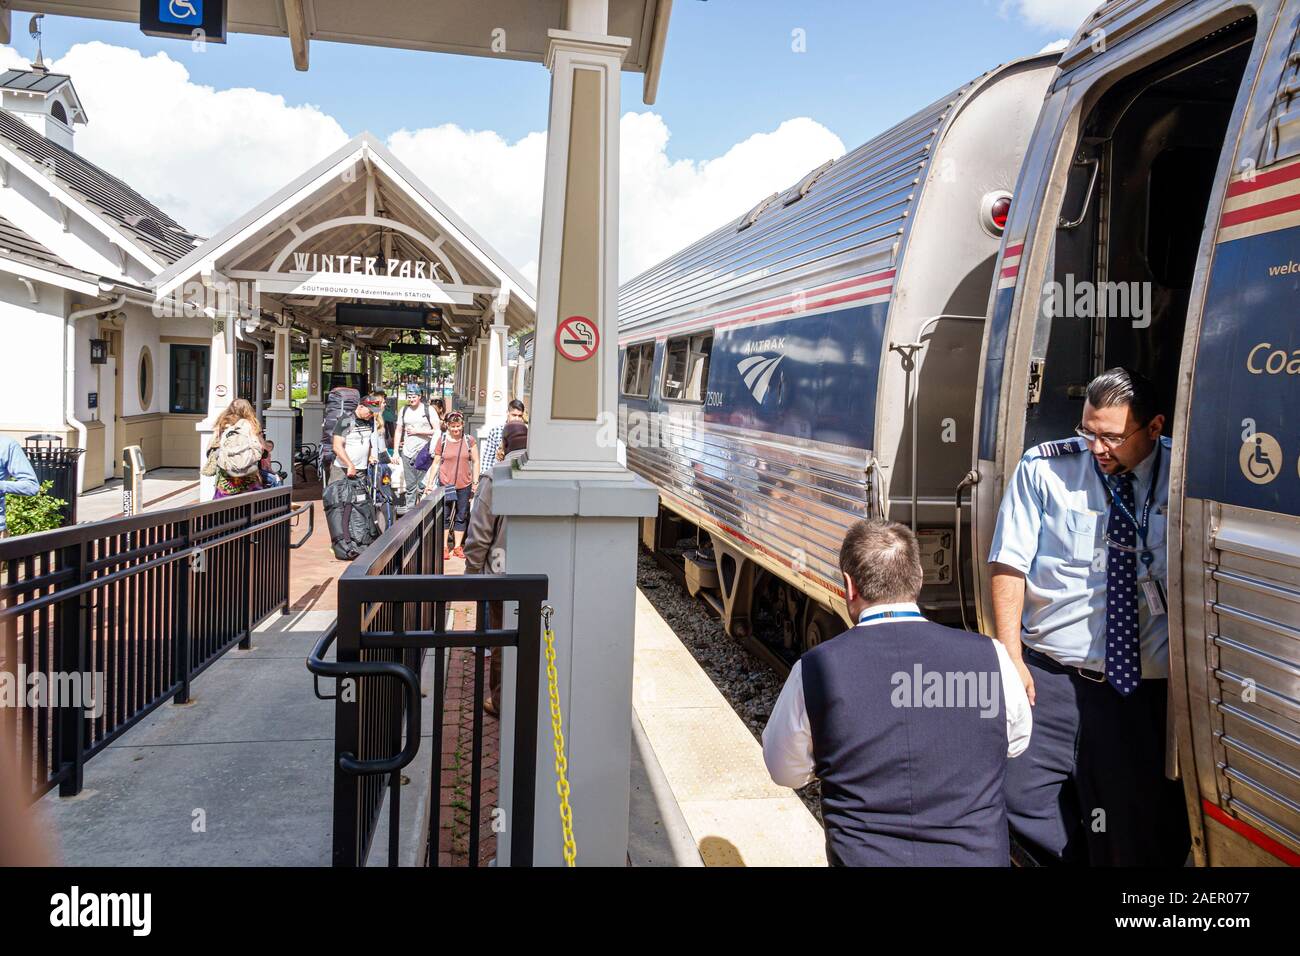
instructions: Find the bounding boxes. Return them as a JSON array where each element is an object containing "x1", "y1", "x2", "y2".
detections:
[{"x1": 556, "y1": 315, "x2": 599, "y2": 362}]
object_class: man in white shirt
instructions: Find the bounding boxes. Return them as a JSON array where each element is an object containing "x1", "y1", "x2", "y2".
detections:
[
  {"x1": 394, "y1": 390, "x2": 438, "y2": 500},
  {"x1": 763, "y1": 519, "x2": 1031, "y2": 865}
]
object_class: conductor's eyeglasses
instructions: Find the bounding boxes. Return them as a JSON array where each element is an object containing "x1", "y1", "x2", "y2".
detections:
[{"x1": 1075, "y1": 423, "x2": 1144, "y2": 450}]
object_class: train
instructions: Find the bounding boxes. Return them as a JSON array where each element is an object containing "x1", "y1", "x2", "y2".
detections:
[{"x1": 617, "y1": 0, "x2": 1299, "y2": 868}]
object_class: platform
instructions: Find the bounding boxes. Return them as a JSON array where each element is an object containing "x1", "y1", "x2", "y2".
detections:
[{"x1": 632, "y1": 590, "x2": 826, "y2": 866}]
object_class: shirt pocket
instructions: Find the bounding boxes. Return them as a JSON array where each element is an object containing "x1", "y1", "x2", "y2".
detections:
[{"x1": 1064, "y1": 509, "x2": 1099, "y2": 564}]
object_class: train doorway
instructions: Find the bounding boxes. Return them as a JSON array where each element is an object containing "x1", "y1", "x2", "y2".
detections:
[{"x1": 1028, "y1": 18, "x2": 1256, "y2": 447}]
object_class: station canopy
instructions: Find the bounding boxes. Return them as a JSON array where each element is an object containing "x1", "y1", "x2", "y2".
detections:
[
  {"x1": 6, "y1": 1, "x2": 672, "y2": 103},
  {"x1": 153, "y1": 132, "x2": 536, "y2": 354}
]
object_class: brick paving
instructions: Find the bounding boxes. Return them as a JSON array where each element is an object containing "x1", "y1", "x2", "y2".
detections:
[{"x1": 290, "y1": 475, "x2": 500, "y2": 865}]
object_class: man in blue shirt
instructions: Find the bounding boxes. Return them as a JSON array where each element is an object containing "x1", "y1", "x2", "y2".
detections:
[
  {"x1": 989, "y1": 367, "x2": 1189, "y2": 866},
  {"x1": 0, "y1": 437, "x2": 40, "y2": 538}
]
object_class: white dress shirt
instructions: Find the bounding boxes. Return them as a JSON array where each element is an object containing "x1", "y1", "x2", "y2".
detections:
[{"x1": 762, "y1": 602, "x2": 1033, "y2": 789}]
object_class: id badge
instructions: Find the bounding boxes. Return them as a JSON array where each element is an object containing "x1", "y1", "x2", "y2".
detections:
[{"x1": 1141, "y1": 578, "x2": 1167, "y2": 617}]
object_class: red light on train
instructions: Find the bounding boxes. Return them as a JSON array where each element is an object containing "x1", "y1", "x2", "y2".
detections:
[
  {"x1": 991, "y1": 195, "x2": 1011, "y2": 230},
  {"x1": 980, "y1": 190, "x2": 1013, "y2": 237}
]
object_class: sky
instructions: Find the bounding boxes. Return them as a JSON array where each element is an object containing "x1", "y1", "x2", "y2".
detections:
[{"x1": 0, "y1": 1, "x2": 1100, "y2": 284}]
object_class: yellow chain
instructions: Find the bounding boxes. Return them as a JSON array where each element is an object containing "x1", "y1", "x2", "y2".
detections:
[{"x1": 543, "y1": 626, "x2": 577, "y2": 866}]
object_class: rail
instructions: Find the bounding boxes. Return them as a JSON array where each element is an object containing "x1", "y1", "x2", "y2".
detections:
[
  {"x1": 308, "y1": 493, "x2": 548, "y2": 867},
  {"x1": 0, "y1": 487, "x2": 312, "y2": 800}
]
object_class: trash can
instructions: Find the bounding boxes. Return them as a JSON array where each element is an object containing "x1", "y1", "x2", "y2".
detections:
[{"x1": 23, "y1": 434, "x2": 85, "y2": 527}]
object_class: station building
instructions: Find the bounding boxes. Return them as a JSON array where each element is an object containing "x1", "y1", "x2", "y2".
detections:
[{"x1": 0, "y1": 63, "x2": 535, "y2": 496}]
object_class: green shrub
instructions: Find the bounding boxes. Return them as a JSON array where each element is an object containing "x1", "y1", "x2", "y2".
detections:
[{"x1": 6, "y1": 480, "x2": 67, "y2": 536}]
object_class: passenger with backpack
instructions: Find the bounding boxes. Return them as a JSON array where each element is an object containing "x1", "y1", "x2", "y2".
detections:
[
  {"x1": 421, "y1": 410, "x2": 479, "y2": 558},
  {"x1": 330, "y1": 395, "x2": 381, "y2": 485},
  {"x1": 395, "y1": 389, "x2": 438, "y2": 501},
  {"x1": 202, "y1": 400, "x2": 266, "y2": 499}
]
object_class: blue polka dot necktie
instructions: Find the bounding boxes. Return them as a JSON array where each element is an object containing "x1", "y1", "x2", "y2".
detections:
[{"x1": 1105, "y1": 473, "x2": 1142, "y2": 696}]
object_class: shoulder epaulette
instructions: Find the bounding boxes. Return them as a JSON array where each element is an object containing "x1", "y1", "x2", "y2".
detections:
[{"x1": 1037, "y1": 437, "x2": 1087, "y2": 458}]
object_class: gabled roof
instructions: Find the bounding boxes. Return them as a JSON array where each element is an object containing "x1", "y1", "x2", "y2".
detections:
[
  {"x1": 154, "y1": 131, "x2": 536, "y2": 340},
  {"x1": 0, "y1": 108, "x2": 202, "y2": 266},
  {"x1": 0, "y1": 69, "x2": 88, "y2": 124}
]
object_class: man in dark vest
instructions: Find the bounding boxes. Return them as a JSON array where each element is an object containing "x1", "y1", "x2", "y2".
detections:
[{"x1": 763, "y1": 519, "x2": 1032, "y2": 865}]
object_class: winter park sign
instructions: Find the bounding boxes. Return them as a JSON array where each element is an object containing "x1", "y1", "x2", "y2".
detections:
[{"x1": 253, "y1": 253, "x2": 472, "y2": 304}]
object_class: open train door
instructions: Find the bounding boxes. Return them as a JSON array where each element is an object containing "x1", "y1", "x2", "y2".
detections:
[{"x1": 969, "y1": 1, "x2": 1298, "y2": 865}]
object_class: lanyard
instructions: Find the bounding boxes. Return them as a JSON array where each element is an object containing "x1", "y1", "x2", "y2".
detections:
[
  {"x1": 1093, "y1": 442, "x2": 1161, "y2": 572},
  {"x1": 857, "y1": 609, "x2": 926, "y2": 626}
]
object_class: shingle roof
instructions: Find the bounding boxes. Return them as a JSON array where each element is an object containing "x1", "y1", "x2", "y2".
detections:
[
  {"x1": 0, "y1": 212, "x2": 100, "y2": 285},
  {"x1": 0, "y1": 69, "x2": 73, "y2": 95},
  {"x1": 0, "y1": 108, "x2": 203, "y2": 266}
]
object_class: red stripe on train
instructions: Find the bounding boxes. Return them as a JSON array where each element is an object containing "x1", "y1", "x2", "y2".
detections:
[
  {"x1": 628, "y1": 269, "x2": 896, "y2": 341},
  {"x1": 1225, "y1": 161, "x2": 1300, "y2": 199},
  {"x1": 1220, "y1": 191, "x2": 1300, "y2": 228},
  {"x1": 1201, "y1": 799, "x2": 1300, "y2": 866}
]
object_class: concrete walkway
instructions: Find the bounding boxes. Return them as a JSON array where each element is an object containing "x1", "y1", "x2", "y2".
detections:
[
  {"x1": 38, "y1": 608, "x2": 338, "y2": 865},
  {"x1": 76, "y1": 468, "x2": 201, "y2": 523},
  {"x1": 632, "y1": 589, "x2": 826, "y2": 866}
]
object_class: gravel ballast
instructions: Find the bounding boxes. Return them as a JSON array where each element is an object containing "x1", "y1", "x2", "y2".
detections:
[{"x1": 637, "y1": 550, "x2": 823, "y2": 822}]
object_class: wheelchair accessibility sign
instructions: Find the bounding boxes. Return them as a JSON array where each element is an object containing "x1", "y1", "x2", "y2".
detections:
[
  {"x1": 1240, "y1": 432, "x2": 1282, "y2": 484},
  {"x1": 140, "y1": 0, "x2": 226, "y2": 42},
  {"x1": 160, "y1": 0, "x2": 202, "y2": 25}
]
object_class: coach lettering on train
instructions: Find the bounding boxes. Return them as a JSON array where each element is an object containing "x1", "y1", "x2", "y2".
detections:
[
  {"x1": 988, "y1": 368, "x2": 1190, "y2": 866},
  {"x1": 763, "y1": 520, "x2": 1031, "y2": 866}
]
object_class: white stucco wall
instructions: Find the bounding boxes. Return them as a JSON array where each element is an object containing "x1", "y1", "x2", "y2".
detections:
[{"x1": 0, "y1": 273, "x2": 67, "y2": 431}]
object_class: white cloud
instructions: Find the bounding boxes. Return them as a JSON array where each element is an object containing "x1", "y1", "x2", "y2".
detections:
[
  {"x1": 1003, "y1": 0, "x2": 1101, "y2": 33},
  {"x1": 1038, "y1": 38, "x2": 1070, "y2": 54},
  {"x1": 1, "y1": 41, "x2": 845, "y2": 284},
  {"x1": 617, "y1": 112, "x2": 845, "y2": 280},
  {"x1": 39, "y1": 42, "x2": 350, "y2": 237}
]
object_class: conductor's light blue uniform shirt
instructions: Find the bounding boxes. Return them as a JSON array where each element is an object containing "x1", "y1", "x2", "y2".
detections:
[{"x1": 988, "y1": 435, "x2": 1171, "y2": 677}]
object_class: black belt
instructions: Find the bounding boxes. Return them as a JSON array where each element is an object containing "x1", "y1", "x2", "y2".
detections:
[{"x1": 1023, "y1": 645, "x2": 1106, "y2": 683}]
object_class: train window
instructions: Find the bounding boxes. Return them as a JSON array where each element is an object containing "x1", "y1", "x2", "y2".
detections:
[
  {"x1": 621, "y1": 342, "x2": 654, "y2": 398},
  {"x1": 661, "y1": 333, "x2": 712, "y2": 402}
]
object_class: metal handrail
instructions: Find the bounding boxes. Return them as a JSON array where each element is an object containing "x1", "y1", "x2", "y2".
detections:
[
  {"x1": 305, "y1": 622, "x2": 422, "y2": 775},
  {"x1": 0, "y1": 485, "x2": 291, "y2": 558},
  {"x1": 0, "y1": 500, "x2": 313, "y2": 620}
]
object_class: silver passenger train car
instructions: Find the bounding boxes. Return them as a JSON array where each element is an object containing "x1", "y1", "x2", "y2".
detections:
[
  {"x1": 617, "y1": 53, "x2": 1059, "y2": 657},
  {"x1": 618, "y1": 0, "x2": 1299, "y2": 868},
  {"x1": 973, "y1": 0, "x2": 1298, "y2": 868}
]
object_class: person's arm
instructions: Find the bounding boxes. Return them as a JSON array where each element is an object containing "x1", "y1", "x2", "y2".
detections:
[
  {"x1": 0, "y1": 445, "x2": 39, "y2": 496},
  {"x1": 987, "y1": 456, "x2": 1043, "y2": 704},
  {"x1": 394, "y1": 415, "x2": 404, "y2": 453},
  {"x1": 991, "y1": 566, "x2": 1033, "y2": 704},
  {"x1": 463, "y1": 477, "x2": 494, "y2": 573},
  {"x1": 470, "y1": 440, "x2": 480, "y2": 491},
  {"x1": 762, "y1": 660, "x2": 815, "y2": 789},
  {"x1": 333, "y1": 433, "x2": 355, "y2": 476},
  {"x1": 992, "y1": 639, "x2": 1033, "y2": 756}
]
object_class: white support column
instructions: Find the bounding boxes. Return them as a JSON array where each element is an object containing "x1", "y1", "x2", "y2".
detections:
[
  {"x1": 197, "y1": 307, "x2": 237, "y2": 501},
  {"x1": 301, "y1": 331, "x2": 325, "y2": 451},
  {"x1": 469, "y1": 334, "x2": 489, "y2": 431},
  {"x1": 263, "y1": 318, "x2": 295, "y2": 485},
  {"x1": 485, "y1": 293, "x2": 511, "y2": 427},
  {"x1": 495, "y1": 7, "x2": 658, "y2": 867}
]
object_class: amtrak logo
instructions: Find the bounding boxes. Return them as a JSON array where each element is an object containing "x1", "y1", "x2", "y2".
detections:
[{"x1": 737, "y1": 353, "x2": 785, "y2": 404}]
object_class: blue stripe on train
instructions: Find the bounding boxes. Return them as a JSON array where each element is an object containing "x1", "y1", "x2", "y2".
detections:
[
  {"x1": 703, "y1": 301, "x2": 887, "y2": 449},
  {"x1": 1186, "y1": 228, "x2": 1300, "y2": 516},
  {"x1": 977, "y1": 286, "x2": 1015, "y2": 462}
]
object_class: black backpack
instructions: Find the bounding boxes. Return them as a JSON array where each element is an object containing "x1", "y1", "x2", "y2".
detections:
[{"x1": 319, "y1": 386, "x2": 360, "y2": 474}]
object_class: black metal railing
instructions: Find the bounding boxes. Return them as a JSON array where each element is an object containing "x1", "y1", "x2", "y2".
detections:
[
  {"x1": 308, "y1": 494, "x2": 547, "y2": 867},
  {"x1": 0, "y1": 487, "x2": 313, "y2": 800}
]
